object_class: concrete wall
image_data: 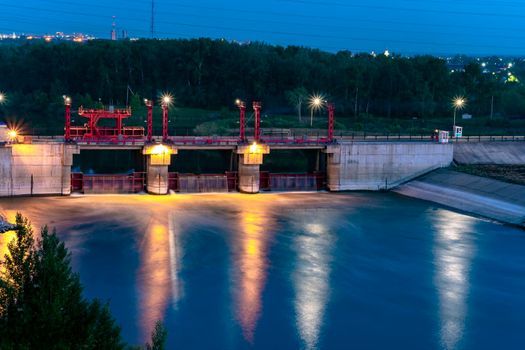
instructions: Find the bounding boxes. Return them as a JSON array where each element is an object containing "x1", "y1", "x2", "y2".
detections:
[
  {"x1": 0, "y1": 143, "x2": 78, "y2": 196},
  {"x1": 325, "y1": 142, "x2": 453, "y2": 191},
  {"x1": 453, "y1": 142, "x2": 525, "y2": 164}
]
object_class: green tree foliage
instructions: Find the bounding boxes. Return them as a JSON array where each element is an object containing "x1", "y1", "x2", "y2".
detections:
[
  {"x1": 145, "y1": 321, "x2": 168, "y2": 350},
  {"x1": 0, "y1": 39, "x2": 524, "y2": 133},
  {"x1": 0, "y1": 214, "x2": 125, "y2": 349},
  {"x1": 285, "y1": 87, "x2": 308, "y2": 122}
]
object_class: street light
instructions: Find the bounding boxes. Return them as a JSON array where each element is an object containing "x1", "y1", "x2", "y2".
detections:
[
  {"x1": 160, "y1": 93, "x2": 173, "y2": 108},
  {"x1": 0, "y1": 93, "x2": 5, "y2": 104},
  {"x1": 160, "y1": 93, "x2": 174, "y2": 142},
  {"x1": 308, "y1": 94, "x2": 325, "y2": 127},
  {"x1": 452, "y1": 96, "x2": 466, "y2": 136}
]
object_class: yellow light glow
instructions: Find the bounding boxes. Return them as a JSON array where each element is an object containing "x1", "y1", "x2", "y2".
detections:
[
  {"x1": 235, "y1": 99, "x2": 241, "y2": 105},
  {"x1": 8, "y1": 130, "x2": 17, "y2": 139},
  {"x1": 150, "y1": 144, "x2": 170, "y2": 155},
  {"x1": 308, "y1": 93, "x2": 326, "y2": 112},
  {"x1": 160, "y1": 93, "x2": 174, "y2": 107},
  {"x1": 452, "y1": 96, "x2": 467, "y2": 110},
  {"x1": 0, "y1": 93, "x2": 4, "y2": 103},
  {"x1": 249, "y1": 142, "x2": 258, "y2": 154}
]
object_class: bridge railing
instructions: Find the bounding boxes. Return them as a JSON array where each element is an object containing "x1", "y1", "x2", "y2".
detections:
[{"x1": 22, "y1": 133, "x2": 525, "y2": 145}]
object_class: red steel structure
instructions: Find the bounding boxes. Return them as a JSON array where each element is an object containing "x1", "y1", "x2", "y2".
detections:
[
  {"x1": 253, "y1": 101, "x2": 261, "y2": 142},
  {"x1": 161, "y1": 102, "x2": 169, "y2": 142},
  {"x1": 327, "y1": 102, "x2": 335, "y2": 142},
  {"x1": 145, "y1": 99, "x2": 153, "y2": 142},
  {"x1": 64, "y1": 97, "x2": 72, "y2": 141},
  {"x1": 236, "y1": 100, "x2": 246, "y2": 142},
  {"x1": 70, "y1": 106, "x2": 144, "y2": 140}
]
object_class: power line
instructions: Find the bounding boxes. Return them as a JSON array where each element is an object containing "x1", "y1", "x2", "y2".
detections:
[
  {"x1": 277, "y1": 0, "x2": 525, "y2": 19},
  {"x1": 1, "y1": 2, "x2": 524, "y2": 54},
  {"x1": 34, "y1": 0, "x2": 525, "y2": 33}
]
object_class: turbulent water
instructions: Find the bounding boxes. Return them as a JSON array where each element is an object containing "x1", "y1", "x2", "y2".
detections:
[{"x1": 0, "y1": 193, "x2": 524, "y2": 349}]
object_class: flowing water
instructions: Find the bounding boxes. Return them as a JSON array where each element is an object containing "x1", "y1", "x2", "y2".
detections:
[{"x1": 0, "y1": 193, "x2": 524, "y2": 349}]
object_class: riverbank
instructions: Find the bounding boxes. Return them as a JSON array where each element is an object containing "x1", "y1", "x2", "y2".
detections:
[{"x1": 394, "y1": 169, "x2": 525, "y2": 227}]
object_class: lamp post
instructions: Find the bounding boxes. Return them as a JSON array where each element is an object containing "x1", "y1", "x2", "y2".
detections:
[
  {"x1": 253, "y1": 101, "x2": 261, "y2": 142},
  {"x1": 308, "y1": 94, "x2": 325, "y2": 127},
  {"x1": 452, "y1": 96, "x2": 466, "y2": 137},
  {"x1": 327, "y1": 102, "x2": 335, "y2": 142},
  {"x1": 236, "y1": 99, "x2": 246, "y2": 142},
  {"x1": 160, "y1": 94, "x2": 173, "y2": 142},
  {"x1": 63, "y1": 95, "x2": 72, "y2": 141},
  {"x1": 144, "y1": 99, "x2": 153, "y2": 142}
]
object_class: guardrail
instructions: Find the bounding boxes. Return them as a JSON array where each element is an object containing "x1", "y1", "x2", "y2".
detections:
[{"x1": 22, "y1": 134, "x2": 525, "y2": 145}]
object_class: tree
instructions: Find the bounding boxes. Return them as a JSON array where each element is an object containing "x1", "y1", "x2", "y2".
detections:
[
  {"x1": 0, "y1": 213, "x2": 125, "y2": 349},
  {"x1": 146, "y1": 320, "x2": 168, "y2": 350},
  {"x1": 285, "y1": 87, "x2": 308, "y2": 122}
]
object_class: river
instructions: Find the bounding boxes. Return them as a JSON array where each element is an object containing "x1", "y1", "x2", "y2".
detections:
[{"x1": 0, "y1": 193, "x2": 524, "y2": 349}]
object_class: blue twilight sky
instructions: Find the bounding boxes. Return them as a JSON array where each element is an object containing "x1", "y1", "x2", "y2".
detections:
[{"x1": 1, "y1": 0, "x2": 524, "y2": 56}]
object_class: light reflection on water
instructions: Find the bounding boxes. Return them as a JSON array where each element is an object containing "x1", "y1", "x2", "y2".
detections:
[
  {"x1": 433, "y1": 210, "x2": 476, "y2": 350},
  {"x1": 0, "y1": 193, "x2": 524, "y2": 349},
  {"x1": 290, "y1": 210, "x2": 336, "y2": 350},
  {"x1": 234, "y1": 207, "x2": 273, "y2": 342},
  {"x1": 137, "y1": 217, "x2": 171, "y2": 340}
]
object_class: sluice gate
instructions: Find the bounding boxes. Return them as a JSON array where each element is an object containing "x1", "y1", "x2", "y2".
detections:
[
  {"x1": 260, "y1": 172, "x2": 326, "y2": 192},
  {"x1": 71, "y1": 172, "x2": 146, "y2": 194}
]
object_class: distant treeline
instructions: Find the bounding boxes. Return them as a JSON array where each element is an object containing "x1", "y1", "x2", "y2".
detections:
[{"x1": 0, "y1": 38, "x2": 524, "y2": 129}]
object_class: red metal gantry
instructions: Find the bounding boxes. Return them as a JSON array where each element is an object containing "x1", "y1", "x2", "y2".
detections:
[
  {"x1": 253, "y1": 101, "x2": 261, "y2": 142},
  {"x1": 68, "y1": 105, "x2": 144, "y2": 141}
]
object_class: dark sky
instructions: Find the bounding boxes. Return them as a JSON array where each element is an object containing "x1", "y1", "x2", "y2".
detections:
[{"x1": 1, "y1": 0, "x2": 524, "y2": 56}]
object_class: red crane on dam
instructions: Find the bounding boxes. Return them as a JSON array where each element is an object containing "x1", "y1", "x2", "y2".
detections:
[{"x1": 64, "y1": 99, "x2": 144, "y2": 142}]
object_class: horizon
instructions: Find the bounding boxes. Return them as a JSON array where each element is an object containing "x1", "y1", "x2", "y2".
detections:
[{"x1": 1, "y1": 0, "x2": 524, "y2": 57}]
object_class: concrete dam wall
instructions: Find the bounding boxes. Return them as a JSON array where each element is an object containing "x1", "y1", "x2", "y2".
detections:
[
  {"x1": 0, "y1": 144, "x2": 78, "y2": 196},
  {"x1": 0, "y1": 141, "x2": 454, "y2": 196},
  {"x1": 453, "y1": 142, "x2": 525, "y2": 164},
  {"x1": 325, "y1": 142, "x2": 454, "y2": 191}
]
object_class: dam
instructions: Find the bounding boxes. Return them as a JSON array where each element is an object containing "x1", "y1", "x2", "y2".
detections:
[{"x1": 0, "y1": 98, "x2": 464, "y2": 196}]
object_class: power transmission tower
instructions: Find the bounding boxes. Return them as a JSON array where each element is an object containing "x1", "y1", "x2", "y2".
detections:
[{"x1": 151, "y1": 0, "x2": 155, "y2": 38}]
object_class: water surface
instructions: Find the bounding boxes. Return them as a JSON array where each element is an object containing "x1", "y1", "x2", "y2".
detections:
[{"x1": 0, "y1": 193, "x2": 524, "y2": 349}]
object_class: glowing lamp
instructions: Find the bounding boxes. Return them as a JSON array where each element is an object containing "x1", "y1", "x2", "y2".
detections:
[
  {"x1": 8, "y1": 130, "x2": 17, "y2": 139},
  {"x1": 150, "y1": 144, "x2": 170, "y2": 156},
  {"x1": 249, "y1": 142, "x2": 258, "y2": 154}
]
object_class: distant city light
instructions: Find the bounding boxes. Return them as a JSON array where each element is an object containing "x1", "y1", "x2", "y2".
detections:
[{"x1": 384, "y1": 49, "x2": 390, "y2": 57}]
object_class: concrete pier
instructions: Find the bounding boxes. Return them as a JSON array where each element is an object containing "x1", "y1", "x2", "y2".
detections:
[
  {"x1": 0, "y1": 143, "x2": 79, "y2": 196},
  {"x1": 236, "y1": 143, "x2": 270, "y2": 193},
  {"x1": 143, "y1": 144, "x2": 177, "y2": 195}
]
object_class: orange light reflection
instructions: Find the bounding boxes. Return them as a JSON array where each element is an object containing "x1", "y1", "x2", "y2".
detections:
[
  {"x1": 138, "y1": 219, "x2": 171, "y2": 341},
  {"x1": 236, "y1": 209, "x2": 272, "y2": 342}
]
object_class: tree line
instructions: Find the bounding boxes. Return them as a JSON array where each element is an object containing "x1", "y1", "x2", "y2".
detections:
[{"x1": 0, "y1": 38, "x2": 524, "y2": 131}]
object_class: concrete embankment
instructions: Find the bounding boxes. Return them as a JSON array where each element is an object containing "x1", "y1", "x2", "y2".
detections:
[
  {"x1": 454, "y1": 141, "x2": 525, "y2": 164},
  {"x1": 394, "y1": 169, "x2": 525, "y2": 227}
]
